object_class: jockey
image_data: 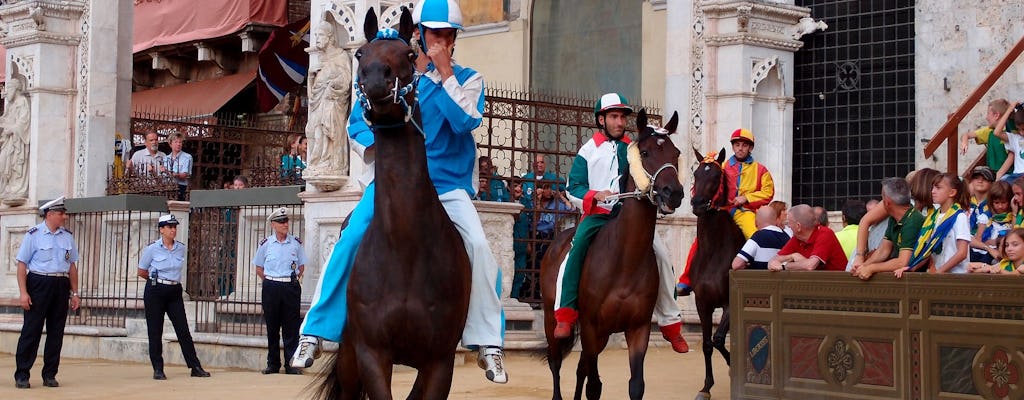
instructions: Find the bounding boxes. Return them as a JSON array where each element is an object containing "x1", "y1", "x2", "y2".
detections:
[
  {"x1": 677, "y1": 128, "x2": 775, "y2": 295},
  {"x1": 552, "y1": 93, "x2": 690, "y2": 353},
  {"x1": 291, "y1": 0, "x2": 509, "y2": 384}
]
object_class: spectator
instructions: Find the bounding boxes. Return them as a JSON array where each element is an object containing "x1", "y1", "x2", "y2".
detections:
[
  {"x1": 732, "y1": 207, "x2": 790, "y2": 270},
  {"x1": 521, "y1": 154, "x2": 564, "y2": 208},
  {"x1": 960, "y1": 99, "x2": 1013, "y2": 173},
  {"x1": 127, "y1": 132, "x2": 167, "y2": 176},
  {"x1": 969, "y1": 228, "x2": 1024, "y2": 274},
  {"x1": 853, "y1": 178, "x2": 923, "y2": 280},
  {"x1": 475, "y1": 156, "x2": 510, "y2": 202},
  {"x1": 905, "y1": 173, "x2": 971, "y2": 276},
  {"x1": 769, "y1": 200, "x2": 792, "y2": 237},
  {"x1": 164, "y1": 133, "x2": 193, "y2": 201},
  {"x1": 993, "y1": 102, "x2": 1024, "y2": 181},
  {"x1": 767, "y1": 204, "x2": 848, "y2": 271},
  {"x1": 967, "y1": 167, "x2": 995, "y2": 249},
  {"x1": 509, "y1": 181, "x2": 531, "y2": 300},
  {"x1": 846, "y1": 197, "x2": 889, "y2": 271},
  {"x1": 835, "y1": 200, "x2": 866, "y2": 260},
  {"x1": 851, "y1": 168, "x2": 941, "y2": 271},
  {"x1": 970, "y1": 180, "x2": 1013, "y2": 264},
  {"x1": 530, "y1": 182, "x2": 576, "y2": 268},
  {"x1": 281, "y1": 134, "x2": 307, "y2": 180},
  {"x1": 233, "y1": 175, "x2": 250, "y2": 189},
  {"x1": 813, "y1": 206, "x2": 829, "y2": 227}
]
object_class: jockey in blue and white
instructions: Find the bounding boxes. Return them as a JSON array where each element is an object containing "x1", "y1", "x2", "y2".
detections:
[{"x1": 291, "y1": 0, "x2": 508, "y2": 384}]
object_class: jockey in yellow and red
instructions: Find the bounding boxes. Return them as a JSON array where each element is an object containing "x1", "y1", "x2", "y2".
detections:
[{"x1": 677, "y1": 128, "x2": 774, "y2": 295}]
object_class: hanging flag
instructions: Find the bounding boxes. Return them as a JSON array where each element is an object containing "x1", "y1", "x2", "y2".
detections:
[{"x1": 256, "y1": 18, "x2": 311, "y2": 113}]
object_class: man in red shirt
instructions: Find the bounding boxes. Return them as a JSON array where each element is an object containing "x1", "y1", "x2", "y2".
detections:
[{"x1": 768, "y1": 204, "x2": 848, "y2": 271}]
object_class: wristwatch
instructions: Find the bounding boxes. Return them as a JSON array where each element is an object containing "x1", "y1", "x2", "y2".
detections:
[
  {"x1": 70, "y1": 291, "x2": 79, "y2": 297},
  {"x1": 781, "y1": 262, "x2": 788, "y2": 270}
]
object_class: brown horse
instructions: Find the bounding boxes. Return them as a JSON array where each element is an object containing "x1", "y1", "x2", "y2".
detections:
[
  {"x1": 315, "y1": 8, "x2": 471, "y2": 400},
  {"x1": 688, "y1": 148, "x2": 743, "y2": 400},
  {"x1": 540, "y1": 109, "x2": 684, "y2": 400}
]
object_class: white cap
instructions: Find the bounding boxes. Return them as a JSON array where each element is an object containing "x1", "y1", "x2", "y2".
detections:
[
  {"x1": 157, "y1": 214, "x2": 179, "y2": 227},
  {"x1": 268, "y1": 207, "x2": 289, "y2": 223},
  {"x1": 38, "y1": 196, "x2": 67, "y2": 217}
]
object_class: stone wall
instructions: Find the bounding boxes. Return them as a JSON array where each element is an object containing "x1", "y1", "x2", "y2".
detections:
[{"x1": 915, "y1": 1, "x2": 1024, "y2": 172}]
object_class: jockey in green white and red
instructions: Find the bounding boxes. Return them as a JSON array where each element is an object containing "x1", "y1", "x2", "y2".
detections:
[{"x1": 552, "y1": 93, "x2": 689, "y2": 353}]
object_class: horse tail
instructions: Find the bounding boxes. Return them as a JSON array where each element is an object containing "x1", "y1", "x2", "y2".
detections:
[
  {"x1": 535, "y1": 327, "x2": 578, "y2": 363},
  {"x1": 307, "y1": 353, "x2": 353, "y2": 400}
]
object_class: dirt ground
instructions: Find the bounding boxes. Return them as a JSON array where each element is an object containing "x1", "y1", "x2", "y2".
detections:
[{"x1": 0, "y1": 347, "x2": 730, "y2": 399}]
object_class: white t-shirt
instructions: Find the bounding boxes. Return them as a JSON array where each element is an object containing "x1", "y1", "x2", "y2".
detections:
[
  {"x1": 932, "y1": 212, "x2": 971, "y2": 274},
  {"x1": 1005, "y1": 131, "x2": 1024, "y2": 174}
]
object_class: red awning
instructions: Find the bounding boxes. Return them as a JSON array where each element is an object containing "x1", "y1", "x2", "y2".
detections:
[
  {"x1": 131, "y1": 70, "x2": 257, "y2": 116},
  {"x1": 133, "y1": 0, "x2": 287, "y2": 53}
]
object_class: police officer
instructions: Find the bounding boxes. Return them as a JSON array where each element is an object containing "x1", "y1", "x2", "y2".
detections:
[
  {"x1": 138, "y1": 214, "x2": 211, "y2": 380},
  {"x1": 14, "y1": 196, "x2": 80, "y2": 389},
  {"x1": 254, "y1": 207, "x2": 306, "y2": 375}
]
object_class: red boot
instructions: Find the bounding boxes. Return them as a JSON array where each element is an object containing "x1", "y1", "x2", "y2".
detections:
[
  {"x1": 660, "y1": 322, "x2": 690, "y2": 353},
  {"x1": 553, "y1": 307, "x2": 578, "y2": 338}
]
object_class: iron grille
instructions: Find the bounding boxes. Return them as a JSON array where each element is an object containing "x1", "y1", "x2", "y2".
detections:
[{"x1": 793, "y1": 0, "x2": 916, "y2": 210}]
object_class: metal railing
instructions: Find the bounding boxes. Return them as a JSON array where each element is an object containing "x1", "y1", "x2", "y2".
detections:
[
  {"x1": 186, "y1": 186, "x2": 304, "y2": 336},
  {"x1": 64, "y1": 195, "x2": 168, "y2": 329}
]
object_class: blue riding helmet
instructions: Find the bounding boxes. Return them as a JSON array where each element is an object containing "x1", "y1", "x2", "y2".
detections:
[{"x1": 412, "y1": 0, "x2": 462, "y2": 58}]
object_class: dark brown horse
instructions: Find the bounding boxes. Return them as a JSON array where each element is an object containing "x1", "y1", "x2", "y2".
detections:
[
  {"x1": 688, "y1": 148, "x2": 743, "y2": 400},
  {"x1": 540, "y1": 110, "x2": 684, "y2": 400},
  {"x1": 315, "y1": 8, "x2": 471, "y2": 400}
]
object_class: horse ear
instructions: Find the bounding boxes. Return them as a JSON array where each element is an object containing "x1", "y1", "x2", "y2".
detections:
[
  {"x1": 693, "y1": 148, "x2": 704, "y2": 163},
  {"x1": 635, "y1": 108, "x2": 650, "y2": 141},
  {"x1": 398, "y1": 7, "x2": 414, "y2": 44},
  {"x1": 363, "y1": 8, "x2": 379, "y2": 43},
  {"x1": 716, "y1": 148, "x2": 727, "y2": 165},
  {"x1": 664, "y1": 111, "x2": 679, "y2": 134}
]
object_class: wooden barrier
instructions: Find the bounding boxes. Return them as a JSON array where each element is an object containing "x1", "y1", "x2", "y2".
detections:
[{"x1": 730, "y1": 271, "x2": 1024, "y2": 400}]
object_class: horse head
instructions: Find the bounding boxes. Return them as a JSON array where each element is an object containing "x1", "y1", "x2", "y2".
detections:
[
  {"x1": 690, "y1": 147, "x2": 728, "y2": 216},
  {"x1": 628, "y1": 109, "x2": 684, "y2": 214},
  {"x1": 355, "y1": 7, "x2": 417, "y2": 127}
]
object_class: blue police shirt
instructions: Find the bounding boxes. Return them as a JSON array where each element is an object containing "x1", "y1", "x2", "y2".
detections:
[
  {"x1": 138, "y1": 240, "x2": 187, "y2": 282},
  {"x1": 253, "y1": 234, "x2": 307, "y2": 278},
  {"x1": 16, "y1": 223, "x2": 79, "y2": 274}
]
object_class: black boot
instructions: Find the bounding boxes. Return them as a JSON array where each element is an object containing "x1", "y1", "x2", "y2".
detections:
[
  {"x1": 190, "y1": 367, "x2": 211, "y2": 377},
  {"x1": 153, "y1": 369, "x2": 167, "y2": 380}
]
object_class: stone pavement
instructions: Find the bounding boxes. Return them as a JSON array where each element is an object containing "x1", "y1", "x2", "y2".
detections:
[{"x1": 0, "y1": 347, "x2": 730, "y2": 399}]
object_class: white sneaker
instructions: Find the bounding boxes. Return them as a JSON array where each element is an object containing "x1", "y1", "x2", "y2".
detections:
[
  {"x1": 477, "y1": 347, "x2": 508, "y2": 384},
  {"x1": 290, "y1": 336, "x2": 321, "y2": 369}
]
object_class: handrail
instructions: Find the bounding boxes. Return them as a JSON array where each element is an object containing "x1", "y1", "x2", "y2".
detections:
[{"x1": 924, "y1": 34, "x2": 1024, "y2": 173}]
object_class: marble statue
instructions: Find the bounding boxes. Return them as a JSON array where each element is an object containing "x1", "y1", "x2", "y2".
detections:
[
  {"x1": 304, "y1": 20, "x2": 352, "y2": 188},
  {"x1": 0, "y1": 78, "x2": 31, "y2": 206}
]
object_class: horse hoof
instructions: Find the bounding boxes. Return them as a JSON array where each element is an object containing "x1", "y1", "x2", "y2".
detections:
[{"x1": 694, "y1": 392, "x2": 711, "y2": 400}]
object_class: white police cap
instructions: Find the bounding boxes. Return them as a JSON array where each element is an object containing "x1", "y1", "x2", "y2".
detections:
[
  {"x1": 268, "y1": 207, "x2": 289, "y2": 223},
  {"x1": 38, "y1": 196, "x2": 67, "y2": 217},
  {"x1": 157, "y1": 214, "x2": 180, "y2": 227}
]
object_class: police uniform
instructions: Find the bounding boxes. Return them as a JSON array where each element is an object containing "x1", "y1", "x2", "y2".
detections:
[
  {"x1": 139, "y1": 214, "x2": 209, "y2": 380},
  {"x1": 14, "y1": 197, "x2": 78, "y2": 389},
  {"x1": 254, "y1": 208, "x2": 306, "y2": 374}
]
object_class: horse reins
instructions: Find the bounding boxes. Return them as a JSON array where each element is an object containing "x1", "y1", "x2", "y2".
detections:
[
  {"x1": 606, "y1": 133, "x2": 678, "y2": 207},
  {"x1": 698, "y1": 152, "x2": 729, "y2": 212}
]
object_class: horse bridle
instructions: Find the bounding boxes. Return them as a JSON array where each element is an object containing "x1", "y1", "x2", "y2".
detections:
[
  {"x1": 352, "y1": 28, "x2": 422, "y2": 132},
  {"x1": 607, "y1": 133, "x2": 679, "y2": 207},
  {"x1": 695, "y1": 152, "x2": 729, "y2": 212}
]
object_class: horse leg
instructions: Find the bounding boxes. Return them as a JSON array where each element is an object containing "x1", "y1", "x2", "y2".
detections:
[
  {"x1": 695, "y1": 302, "x2": 715, "y2": 400},
  {"x1": 356, "y1": 346, "x2": 394, "y2": 400},
  {"x1": 623, "y1": 325, "x2": 651, "y2": 400},
  {"x1": 546, "y1": 336, "x2": 566, "y2": 400},
  {"x1": 409, "y1": 357, "x2": 457, "y2": 400},
  {"x1": 338, "y1": 340, "x2": 364, "y2": 400},
  {"x1": 577, "y1": 331, "x2": 608, "y2": 400},
  {"x1": 712, "y1": 306, "x2": 731, "y2": 366}
]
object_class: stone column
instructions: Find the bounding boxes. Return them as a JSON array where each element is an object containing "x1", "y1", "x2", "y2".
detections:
[{"x1": 701, "y1": 1, "x2": 808, "y2": 205}]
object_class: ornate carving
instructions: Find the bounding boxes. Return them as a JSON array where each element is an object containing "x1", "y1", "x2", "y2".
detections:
[
  {"x1": 826, "y1": 338, "x2": 855, "y2": 383},
  {"x1": 0, "y1": 75, "x2": 31, "y2": 206},
  {"x1": 751, "y1": 56, "x2": 778, "y2": 93},
  {"x1": 930, "y1": 302, "x2": 1024, "y2": 320},
  {"x1": 303, "y1": 17, "x2": 352, "y2": 192},
  {"x1": 911, "y1": 331, "x2": 921, "y2": 400},
  {"x1": 818, "y1": 336, "x2": 863, "y2": 387},
  {"x1": 744, "y1": 295, "x2": 770, "y2": 308},
  {"x1": 9, "y1": 53, "x2": 34, "y2": 88},
  {"x1": 75, "y1": 5, "x2": 90, "y2": 197},
  {"x1": 792, "y1": 17, "x2": 828, "y2": 40},
  {"x1": 736, "y1": 5, "x2": 752, "y2": 32},
  {"x1": 782, "y1": 297, "x2": 900, "y2": 314},
  {"x1": 690, "y1": 3, "x2": 706, "y2": 142},
  {"x1": 973, "y1": 346, "x2": 1022, "y2": 400}
]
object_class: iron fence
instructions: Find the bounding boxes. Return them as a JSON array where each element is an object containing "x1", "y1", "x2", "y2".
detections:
[
  {"x1": 186, "y1": 186, "x2": 304, "y2": 336},
  {"x1": 64, "y1": 196, "x2": 168, "y2": 329},
  {"x1": 476, "y1": 88, "x2": 661, "y2": 304}
]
